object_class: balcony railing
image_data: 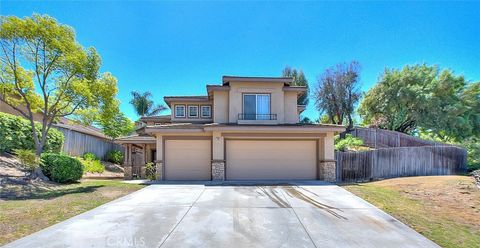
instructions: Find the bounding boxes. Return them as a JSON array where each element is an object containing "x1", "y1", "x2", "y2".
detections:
[{"x1": 238, "y1": 113, "x2": 277, "y2": 120}]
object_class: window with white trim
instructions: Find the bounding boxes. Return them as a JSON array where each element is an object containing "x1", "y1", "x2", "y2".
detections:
[
  {"x1": 201, "y1": 106, "x2": 211, "y2": 118},
  {"x1": 188, "y1": 105, "x2": 198, "y2": 118},
  {"x1": 175, "y1": 105, "x2": 185, "y2": 118}
]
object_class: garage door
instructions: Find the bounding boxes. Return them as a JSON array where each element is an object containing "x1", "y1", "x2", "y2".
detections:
[
  {"x1": 165, "y1": 139, "x2": 211, "y2": 180},
  {"x1": 226, "y1": 140, "x2": 317, "y2": 180}
]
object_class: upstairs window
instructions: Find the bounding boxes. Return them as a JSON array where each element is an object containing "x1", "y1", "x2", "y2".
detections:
[
  {"x1": 188, "y1": 105, "x2": 199, "y2": 118},
  {"x1": 175, "y1": 105, "x2": 185, "y2": 118},
  {"x1": 243, "y1": 94, "x2": 270, "y2": 120},
  {"x1": 201, "y1": 106, "x2": 211, "y2": 118}
]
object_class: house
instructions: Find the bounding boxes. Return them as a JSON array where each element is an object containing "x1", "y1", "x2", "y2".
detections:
[{"x1": 116, "y1": 76, "x2": 345, "y2": 181}]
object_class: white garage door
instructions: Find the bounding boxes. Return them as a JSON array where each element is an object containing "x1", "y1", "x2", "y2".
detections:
[
  {"x1": 165, "y1": 139, "x2": 211, "y2": 180},
  {"x1": 226, "y1": 140, "x2": 317, "y2": 180}
]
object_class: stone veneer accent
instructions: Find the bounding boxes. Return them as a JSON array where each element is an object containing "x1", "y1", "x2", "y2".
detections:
[
  {"x1": 319, "y1": 161, "x2": 336, "y2": 182},
  {"x1": 155, "y1": 161, "x2": 163, "y2": 180},
  {"x1": 211, "y1": 161, "x2": 225, "y2": 181},
  {"x1": 124, "y1": 165, "x2": 132, "y2": 180}
]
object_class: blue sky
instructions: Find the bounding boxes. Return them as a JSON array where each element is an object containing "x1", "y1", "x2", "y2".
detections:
[{"x1": 2, "y1": 1, "x2": 479, "y2": 120}]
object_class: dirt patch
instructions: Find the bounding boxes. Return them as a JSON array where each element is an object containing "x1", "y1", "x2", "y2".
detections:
[{"x1": 369, "y1": 176, "x2": 480, "y2": 228}]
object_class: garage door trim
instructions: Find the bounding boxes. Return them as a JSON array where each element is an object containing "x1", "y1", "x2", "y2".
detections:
[
  {"x1": 163, "y1": 136, "x2": 213, "y2": 180},
  {"x1": 224, "y1": 138, "x2": 319, "y2": 180}
]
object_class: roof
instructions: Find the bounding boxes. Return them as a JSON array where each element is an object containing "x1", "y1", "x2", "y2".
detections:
[
  {"x1": 139, "y1": 115, "x2": 171, "y2": 122},
  {"x1": 163, "y1": 96, "x2": 210, "y2": 107},
  {"x1": 115, "y1": 134, "x2": 156, "y2": 144},
  {"x1": 222, "y1": 76, "x2": 294, "y2": 85},
  {"x1": 143, "y1": 122, "x2": 346, "y2": 133},
  {"x1": 53, "y1": 123, "x2": 110, "y2": 139}
]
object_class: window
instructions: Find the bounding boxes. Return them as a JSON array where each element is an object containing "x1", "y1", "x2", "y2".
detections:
[
  {"x1": 175, "y1": 105, "x2": 185, "y2": 118},
  {"x1": 188, "y1": 105, "x2": 199, "y2": 118},
  {"x1": 201, "y1": 106, "x2": 211, "y2": 118},
  {"x1": 243, "y1": 94, "x2": 270, "y2": 120}
]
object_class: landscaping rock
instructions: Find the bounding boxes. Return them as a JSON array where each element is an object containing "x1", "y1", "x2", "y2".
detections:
[{"x1": 472, "y1": 170, "x2": 480, "y2": 188}]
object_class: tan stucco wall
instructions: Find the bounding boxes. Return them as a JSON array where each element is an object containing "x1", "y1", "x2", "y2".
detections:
[
  {"x1": 319, "y1": 132, "x2": 335, "y2": 161},
  {"x1": 213, "y1": 91, "x2": 229, "y2": 123},
  {"x1": 284, "y1": 91, "x2": 299, "y2": 124},
  {"x1": 228, "y1": 82, "x2": 285, "y2": 124},
  {"x1": 169, "y1": 101, "x2": 213, "y2": 123}
]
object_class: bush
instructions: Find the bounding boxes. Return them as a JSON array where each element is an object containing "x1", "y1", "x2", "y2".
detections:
[
  {"x1": 79, "y1": 157, "x2": 105, "y2": 173},
  {"x1": 13, "y1": 149, "x2": 39, "y2": 171},
  {"x1": 40, "y1": 153, "x2": 83, "y2": 183},
  {"x1": 106, "y1": 150, "x2": 123, "y2": 164},
  {"x1": 464, "y1": 138, "x2": 480, "y2": 172},
  {"x1": 335, "y1": 134, "x2": 365, "y2": 152},
  {"x1": 145, "y1": 162, "x2": 156, "y2": 180},
  {"x1": 0, "y1": 112, "x2": 64, "y2": 153},
  {"x1": 82, "y1": 152, "x2": 98, "y2": 161}
]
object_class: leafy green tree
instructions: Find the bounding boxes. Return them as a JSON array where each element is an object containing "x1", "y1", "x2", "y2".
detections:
[
  {"x1": 359, "y1": 64, "x2": 480, "y2": 141},
  {"x1": 101, "y1": 112, "x2": 134, "y2": 139},
  {"x1": 314, "y1": 61, "x2": 361, "y2": 130},
  {"x1": 130, "y1": 91, "x2": 166, "y2": 117},
  {"x1": 300, "y1": 117, "x2": 314, "y2": 124},
  {"x1": 0, "y1": 14, "x2": 119, "y2": 155},
  {"x1": 282, "y1": 66, "x2": 309, "y2": 106}
]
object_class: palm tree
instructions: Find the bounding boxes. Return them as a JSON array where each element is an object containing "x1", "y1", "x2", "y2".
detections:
[{"x1": 129, "y1": 91, "x2": 167, "y2": 117}]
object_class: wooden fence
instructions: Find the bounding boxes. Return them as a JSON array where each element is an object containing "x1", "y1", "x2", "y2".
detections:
[
  {"x1": 345, "y1": 127, "x2": 448, "y2": 148},
  {"x1": 54, "y1": 126, "x2": 124, "y2": 160},
  {"x1": 336, "y1": 146, "x2": 467, "y2": 182}
]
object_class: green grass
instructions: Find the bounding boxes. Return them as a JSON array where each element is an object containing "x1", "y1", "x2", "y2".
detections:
[
  {"x1": 0, "y1": 180, "x2": 144, "y2": 245},
  {"x1": 344, "y1": 179, "x2": 480, "y2": 248}
]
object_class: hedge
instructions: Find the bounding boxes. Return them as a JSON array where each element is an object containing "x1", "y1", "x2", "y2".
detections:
[
  {"x1": 0, "y1": 112, "x2": 64, "y2": 153},
  {"x1": 40, "y1": 153, "x2": 83, "y2": 183}
]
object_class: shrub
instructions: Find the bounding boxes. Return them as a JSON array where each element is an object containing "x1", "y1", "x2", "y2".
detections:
[
  {"x1": 13, "y1": 149, "x2": 39, "y2": 171},
  {"x1": 0, "y1": 112, "x2": 64, "y2": 153},
  {"x1": 106, "y1": 150, "x2": 123, "y2": 164},
  {"x1": 464, "y1": 138, "x2": 480, "y2": 172},
  {"x1": 145, "y1": 162, "x2": 156, "y2": 180},
  {"x1": 79, "y1": 157, "x2": 105, "y2": 173},
  {"x1": 82, "y1": 152, "x2": 98, "y2": 161},
  {"x1": 40, "y1": 153, "x2": 83, "y2": 183},
  {"x1": 335, "y1": 134, "x2": 365, "y2": 152}
]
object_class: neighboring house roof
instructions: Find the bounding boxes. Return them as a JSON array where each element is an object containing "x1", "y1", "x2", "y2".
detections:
[
  {"x1": 53, "y1": 123, "x2": 110, "y2": 140},
  {"x1": 222, "y1": 76, "x2": 294, "y2": 85}
]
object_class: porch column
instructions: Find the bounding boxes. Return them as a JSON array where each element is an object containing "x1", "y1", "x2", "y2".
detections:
[
  {"x1": 211, "y1": 131, "x2": 225, "y2": 180},
  {"x1": 124, "y1": 144, "x2": 133, "y2": 179},
  {"x1": 155, "y1": 135, "x2": 163, "y2": 180},
  {"x1": 318, "y1": 132, "x2": 336, "y2": 182}
]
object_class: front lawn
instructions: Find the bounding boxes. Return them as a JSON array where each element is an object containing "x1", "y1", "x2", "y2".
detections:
[
  {"x1": 343, "y1": 176, "x2": 480, "y2": 248},
  {"x1": 0, "y1": 179, "x2": 144, "y2": 246}
]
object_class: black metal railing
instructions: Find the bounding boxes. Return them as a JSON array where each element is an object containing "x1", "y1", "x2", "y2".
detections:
[{"x1": 238, "y1": 113, "x2": 277, "y2": 120}]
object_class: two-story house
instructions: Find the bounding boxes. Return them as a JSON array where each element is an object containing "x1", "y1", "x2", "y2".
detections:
[{"x1": 117, "y1": 76, "x2": 344, "y2": 182}]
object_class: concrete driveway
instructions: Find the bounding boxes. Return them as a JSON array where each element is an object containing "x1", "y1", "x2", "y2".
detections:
[{"x1": 4, "y1": 182, "x2": 439, "y2": 248}]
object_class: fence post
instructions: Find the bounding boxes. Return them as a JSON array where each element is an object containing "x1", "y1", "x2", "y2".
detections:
[{"x1": 374, "y1": 128, "x2": 378, "y2": 149}]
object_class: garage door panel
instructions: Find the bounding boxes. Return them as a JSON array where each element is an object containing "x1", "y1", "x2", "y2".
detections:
[
  {"x1": 165, "y1": 139, "x2": 211, "y2": 180},
  {"x1": 226, "y1": 140, "x2": 317, "y2": 180}
]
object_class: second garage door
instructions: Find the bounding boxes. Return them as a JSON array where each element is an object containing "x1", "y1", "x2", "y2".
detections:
[
  {"x1": 165, "y1": 139, "x2": 211, "y2": 180},
  {"x1": 226, "y1": 140, "x2": 317, "y2": 180}
]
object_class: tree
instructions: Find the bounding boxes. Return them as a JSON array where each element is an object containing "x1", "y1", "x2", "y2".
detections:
[
  {"x1": 282, "y1": 66, "x2": 309, "y2": 106},
  {"x1": 0, "y1": 14, "x2": 119, "y2": 155},
  {"x1": 358, "y1": 64, "x2": 480, "y2": 141},
  {"x1": 300, "y1": 116, "x2": 314, "y2": 124},
  {"x1": 313, "y1": 61, "x2": 361, "y2": 130},
  {"x1": 129, "y1": 91, "x2": 166, "y2": 117},
  {"x1": 101, "y1": 112, "x2": 134, "y2": 139}
]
